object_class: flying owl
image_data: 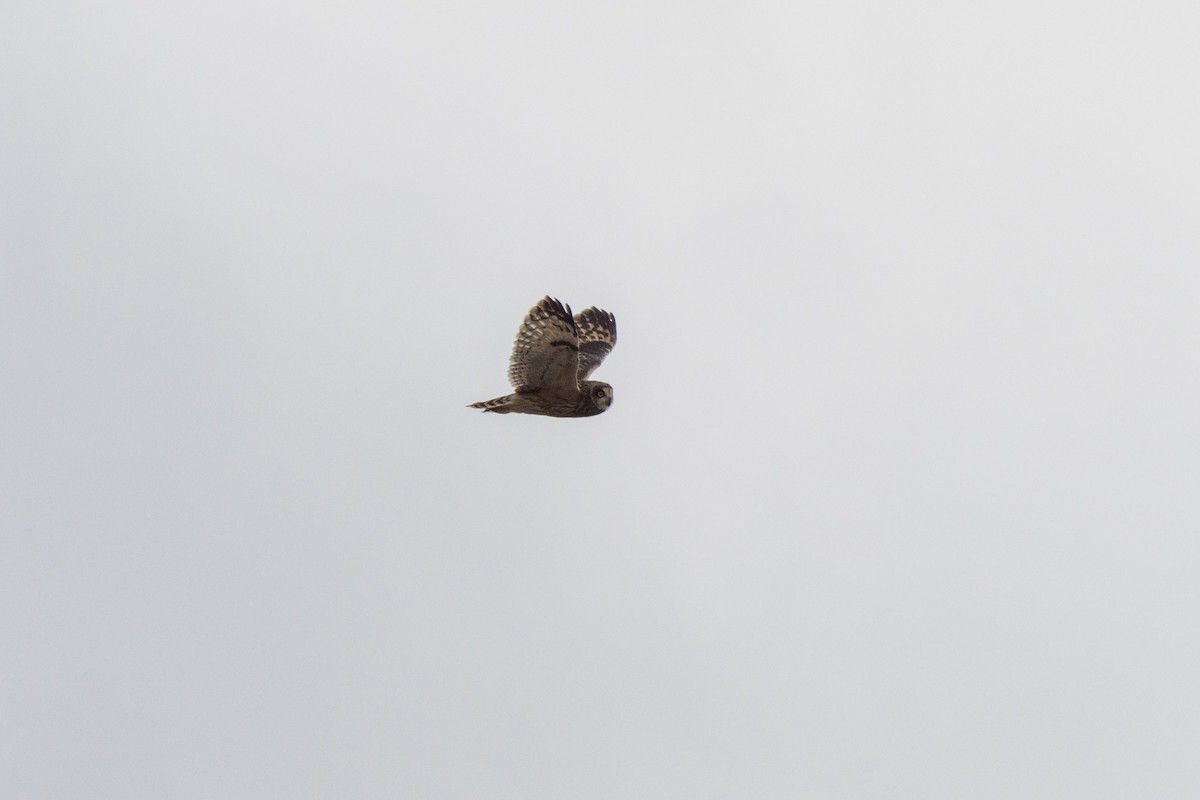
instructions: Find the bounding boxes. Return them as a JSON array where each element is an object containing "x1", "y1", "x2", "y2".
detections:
[{"x1": 469, "y1": 295, "x2": 618, "y2": 417}]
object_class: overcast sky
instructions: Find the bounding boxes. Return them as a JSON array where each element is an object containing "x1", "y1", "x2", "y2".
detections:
[{"x1": 3, "y1": 2, "x2": 1199, "y2": 798}]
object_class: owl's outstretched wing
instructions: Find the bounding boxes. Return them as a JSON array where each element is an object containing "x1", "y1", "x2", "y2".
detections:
[
  {"x1": 575, "y1": 306, "x2": 617, "y2": 381},
  {"x1": 507, "y1": 296, "x2": 581, "y2": 393}
]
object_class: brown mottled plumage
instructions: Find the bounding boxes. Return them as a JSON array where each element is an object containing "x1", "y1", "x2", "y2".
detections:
[{"x1": 469, "y1": 296, "x2": 618, "y2": 417}]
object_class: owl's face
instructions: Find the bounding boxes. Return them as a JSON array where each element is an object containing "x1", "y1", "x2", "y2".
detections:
[{"x1": 587, "y1": 382, "x2": 613, "y2": 413}]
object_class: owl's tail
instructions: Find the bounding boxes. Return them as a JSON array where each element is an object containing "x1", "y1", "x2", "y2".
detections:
[{"x1": 467, "y1": 394, "x2": 517, "y2": 413}]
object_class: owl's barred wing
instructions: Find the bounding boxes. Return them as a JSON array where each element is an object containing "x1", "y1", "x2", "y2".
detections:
[
  {"x1": 575, "y1": 306, "x2": 617, "y2": 381},
  {"x1": 507, "y1": 296, "x2": 581, "y2": 392}
]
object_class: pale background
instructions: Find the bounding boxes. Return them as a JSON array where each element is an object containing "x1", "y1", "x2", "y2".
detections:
[{"x1": 3, "y1": 2, "x2": 1199, "y2": 798}]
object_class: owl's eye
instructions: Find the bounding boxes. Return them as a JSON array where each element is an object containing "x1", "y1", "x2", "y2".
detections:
[{"x1": 593, "y1": 387, "x2": 605, "y2": 399}]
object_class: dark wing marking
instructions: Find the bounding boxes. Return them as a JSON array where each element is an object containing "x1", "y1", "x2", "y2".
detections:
[
  {"x1": 574, "y1": 306, "x2": 617, "y2": 381},
  {"x1": 507, "y1": 296, "x2": 581, "y2": 393}
]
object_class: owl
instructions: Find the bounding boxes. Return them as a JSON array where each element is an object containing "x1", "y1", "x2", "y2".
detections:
[{"x1": 469, "y1": 296, "x2": 618, "y2": 417}]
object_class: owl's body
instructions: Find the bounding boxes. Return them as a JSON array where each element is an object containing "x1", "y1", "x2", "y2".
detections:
[{"x1": 469, "y1": 296, "x2": 617, "y2": 417}]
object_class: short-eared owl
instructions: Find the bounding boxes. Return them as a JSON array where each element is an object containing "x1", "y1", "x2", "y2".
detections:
[{"x1": 469, "y1": 296, "x2": 618, "y2": 417}]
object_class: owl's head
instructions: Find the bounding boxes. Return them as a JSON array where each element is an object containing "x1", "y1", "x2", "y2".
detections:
[{"x1": 583, "y1": 381, "x2": 613, "y2": 414}]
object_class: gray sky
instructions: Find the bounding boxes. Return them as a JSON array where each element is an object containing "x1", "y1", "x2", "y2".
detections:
[{"x1": 3, "y1": 2, "x2": 1199, "y2": 798}]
